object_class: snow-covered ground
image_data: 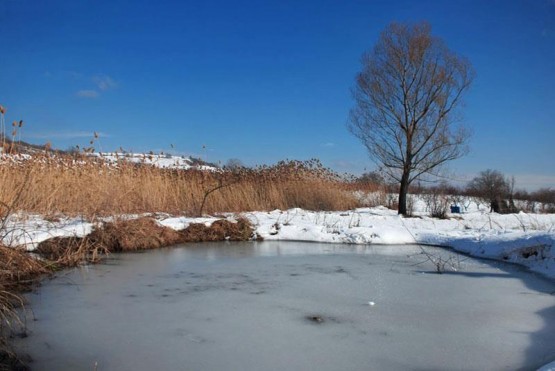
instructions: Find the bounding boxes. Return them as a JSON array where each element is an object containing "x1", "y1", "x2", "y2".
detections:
[
  {"x1": 3, "y1": 206, "x2": 554, "y2": 280},
  {"x1": 0, "y1": 151, "x2": 217, "y2": 170},
  {"x1": 88, "y1": 152, "x2": 216, "y2": 170}
]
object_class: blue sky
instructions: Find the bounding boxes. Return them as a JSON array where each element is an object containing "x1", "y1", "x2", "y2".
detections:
[{"x1": 1, "y1": 0, "x2": 554, "y2": 190}]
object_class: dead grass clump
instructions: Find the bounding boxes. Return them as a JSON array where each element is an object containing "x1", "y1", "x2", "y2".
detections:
[
  {"x1": 181, "y1": 218, "x2": 254, "y2": 242},
  {"x1": 88, "y1": 218, "x2": 183, "y2": 252},
  {"x1": 36, "y1": 237, "x2": 108, "y2": 267},
  {"x1": 0, "y1": 245, "x2": 45, "y2": 370},
  {"x1": 0, "y1": 246, "x2": 48, "y2": 292},
  {"x1": 36, "y1": 217, "x2": 256, "y2": 257}
]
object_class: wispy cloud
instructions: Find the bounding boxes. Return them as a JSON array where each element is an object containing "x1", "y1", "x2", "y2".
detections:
[
  {"x1": 69, "y1": 73, "x2": 118, "y2": 98},
  {"x1": 27, "y1": 131, "x2": 109, "y2": 139},
  {"x1": 93, "y1": 74, "x2": 118, "y2": 91},
  {"x1": 76, "y1": 89, "x2": 99, "y2": 99},
  {"x1": 321, "y1": 142, "x2": 335, "y2": 148}
]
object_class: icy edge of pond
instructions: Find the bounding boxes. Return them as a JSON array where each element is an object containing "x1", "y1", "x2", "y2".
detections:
[
  {"x1": 2, "y1": 208, "x2": 554, "y2": 280},
  {"x1": 243, "y1": 208, "x2": 555, "y2": 280}
]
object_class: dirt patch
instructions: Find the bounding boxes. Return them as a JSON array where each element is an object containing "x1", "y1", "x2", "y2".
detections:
[{"x1": 519, "y1": 245, "x2": 546, "y2": 260}]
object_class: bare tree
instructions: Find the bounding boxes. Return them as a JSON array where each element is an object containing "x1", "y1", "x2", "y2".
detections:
[
  {"x1": 224, "y1": 158, "x2": 245, "y2": 170},
  {"x1": 467, "y1": 169, "x2": 509, "y2": 213},
  {"x1": 348, "y1": 22, "x2": 473, "y2": 215}
]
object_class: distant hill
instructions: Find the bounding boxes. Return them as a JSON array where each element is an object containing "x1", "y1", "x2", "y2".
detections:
[
  {"x1": 0, "y1": 136, "x2": 218, "y2": 170},
  {"x1": 0, "y1": 135, "x2": 54, "y2": 155}
]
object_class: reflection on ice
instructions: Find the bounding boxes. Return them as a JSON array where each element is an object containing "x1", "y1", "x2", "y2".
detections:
[{"x1": 16, "y1": 241, "x2": 555, "y2": 371}]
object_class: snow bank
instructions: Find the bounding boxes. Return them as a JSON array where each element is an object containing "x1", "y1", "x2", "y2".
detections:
[
  {"x1": 2, "y1": 207, "x2": 554, "y2": 279},
  {"x1": 242, "y1": 208, "x2": 555, "y2": 279}
]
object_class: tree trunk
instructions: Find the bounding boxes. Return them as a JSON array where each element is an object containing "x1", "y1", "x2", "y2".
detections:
[{"x1": 398, "y1": 170, "x2": 410, "y2": 215}]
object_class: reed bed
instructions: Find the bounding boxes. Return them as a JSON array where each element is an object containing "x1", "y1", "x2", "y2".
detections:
[{"x1": 0, "y1": 154, "x2": 365, "y2": 217}]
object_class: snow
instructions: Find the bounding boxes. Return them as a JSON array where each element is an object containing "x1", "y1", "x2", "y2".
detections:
[
  {"x1": 242, "y1": 207, "x2": 555, "y2": 279},
  {"x1": 88, "y1": 152, "x2": 216, "y2": 170},
  {"x1": 1, "y1": 214, "x2": 93, "y2": 250},
  {"x1": 3, "y1": 206, "x2": 554, "y2": 281},
  {"x1": 0, "y1": 151, "x2": 217, "y2": 170}
]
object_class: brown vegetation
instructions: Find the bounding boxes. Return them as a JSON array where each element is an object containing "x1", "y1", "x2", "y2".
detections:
[
  {"x1": 87, "y1": 218, "x2": 183, "y2": 252},
  {"x1": 181, "y1": 218, "x2": 255, "y2": 242},
  {"x1": 0, "y1": 154, "x2": 361, "y2": 218},
  {"x1": 37, "y1": 216, "x2": 256, "y2": 255},
  {"x1": 0, "y1": 245, "x2": 48, "y2": 370}
]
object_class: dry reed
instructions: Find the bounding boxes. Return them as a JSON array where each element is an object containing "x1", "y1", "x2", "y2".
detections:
[{"x1": 0, "y1": 155, "x2": 363, "y2": 217}]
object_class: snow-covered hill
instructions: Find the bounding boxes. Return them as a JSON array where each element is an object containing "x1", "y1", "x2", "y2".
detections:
[{"x1": 87, "y1": 152, "x2": 217, "y2": 170}]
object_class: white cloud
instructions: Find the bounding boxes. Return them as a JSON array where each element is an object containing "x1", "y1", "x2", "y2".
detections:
[
  {"x1": 76, "y1": 90, "x2": 99, "y2": 98},
  {"x1": 321, "y1": 142, "x2": 335, "y2": 148},
  {"x1": 93, "y1": 74, "x2": 118, "y2": 91}
]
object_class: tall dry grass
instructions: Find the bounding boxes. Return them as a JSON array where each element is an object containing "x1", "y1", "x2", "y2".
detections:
[{"x1": 0, "y1": 155, "x2": 364, "y2": 217}]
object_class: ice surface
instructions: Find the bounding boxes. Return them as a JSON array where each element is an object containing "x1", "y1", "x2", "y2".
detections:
[
  {"x1": 16, "y1": 242, "x2": 555, "y2": 371},
  {"x1": 3, "y1": 206, "x2": 554, "y2": 278}
]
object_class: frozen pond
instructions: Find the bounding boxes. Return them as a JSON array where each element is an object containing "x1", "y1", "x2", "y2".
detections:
[{"x1": 16, "y1": 242, "x2": 555, "y2": 370}]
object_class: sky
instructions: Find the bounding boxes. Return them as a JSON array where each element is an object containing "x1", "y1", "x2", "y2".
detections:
[{"x1": 0, "y1": 0, "x2": 554, "y2": 190}]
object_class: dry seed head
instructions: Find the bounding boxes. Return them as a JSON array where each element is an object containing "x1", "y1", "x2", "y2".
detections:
[
  {"x1": 0, "y1": 105, "x2": 5, "y2": 114},
  {"x1": 19, "y1": 120, "x2": 23, "y2": 128}
]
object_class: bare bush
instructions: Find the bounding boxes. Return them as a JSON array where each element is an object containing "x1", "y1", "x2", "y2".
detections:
[
  {"x1": 423, "y1": 192, "x2": 449, "y2": 219},
  {"x1": 467, "y1": 169, "x2": 512, "y2": 213}
]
